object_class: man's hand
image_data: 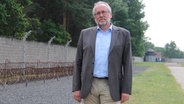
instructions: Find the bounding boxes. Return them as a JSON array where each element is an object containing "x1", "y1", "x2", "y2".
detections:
[
  {"x1": 73, "y1": 90, "x2": 81, "y2": 102},
  {"x1": 121, "y1": 93, "x2": 130, "y2": 103}
]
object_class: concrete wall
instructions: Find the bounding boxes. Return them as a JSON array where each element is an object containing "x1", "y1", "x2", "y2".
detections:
[
  {"x1": 0, "y1": 37, "x2": 76, "y2": 63},
  {"x1": 132, "y1": 56, "x2": 144, "y2": 62},
  {"x1": 1, "y1": 37, "x2": 183, "y2": 63},
  {"x1": 165, "y1": 58, "x2": 184, "y2": 63}
]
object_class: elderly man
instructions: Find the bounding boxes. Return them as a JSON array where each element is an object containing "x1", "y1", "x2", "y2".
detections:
[{"x1": 72, "y1": 1, "x2": 132, "y2": 104}]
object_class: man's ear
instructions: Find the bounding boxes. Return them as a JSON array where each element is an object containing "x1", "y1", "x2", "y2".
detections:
[{"x1": 109, "y1": 13, "x2": 112, "y2": 19}]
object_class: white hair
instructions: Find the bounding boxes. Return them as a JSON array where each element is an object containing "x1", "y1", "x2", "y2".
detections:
[{"x1": 92, "y1": 1, "x2": 112, "y2": 16}]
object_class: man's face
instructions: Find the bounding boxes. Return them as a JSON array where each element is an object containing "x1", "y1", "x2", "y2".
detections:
[{"x1": 93, "y1": 4, "x2": 112, "y2": 27}]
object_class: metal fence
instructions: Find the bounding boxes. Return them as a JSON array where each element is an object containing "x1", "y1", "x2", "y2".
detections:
[{"x1": 0, "y1": 61, "x2": 74, "y2": 85}]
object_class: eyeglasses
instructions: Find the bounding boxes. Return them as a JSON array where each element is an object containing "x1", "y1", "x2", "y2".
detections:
[{"x1": 94, "y1": 11, "x2": 109, "y2": 16}]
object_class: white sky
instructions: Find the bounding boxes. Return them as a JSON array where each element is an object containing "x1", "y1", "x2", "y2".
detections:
[{"x1": 142, "y1": 0, "x2": 184, "y2": 51}]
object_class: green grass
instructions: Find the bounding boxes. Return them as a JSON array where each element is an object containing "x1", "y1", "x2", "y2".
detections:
[
  {"x1": 125, "y1": 62, "x2": 184, "y2": 104},
  {"x1": 181, "y1": 63, "x2": 184, "y2": 67}
]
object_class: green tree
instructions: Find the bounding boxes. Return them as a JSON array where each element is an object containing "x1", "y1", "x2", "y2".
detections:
[
  {"x1": 0, "y1": 0, "x2": 30, "y2": 39},
  {"x1": 164, "y1": 41, "x2": 177, "y2": 58},
  {"x1": 26, "y1": 17, "x2": 42, "y2": 41},
  {"x1": 67, "y1": 1, "x2": 93, "y2": 45},
  {"x1": 39, "y1": 19, "x2": 71, "y2": 44},
  {"x1": 164, "y1": 41, "x2": 184, "y2": 58},
  {"x1": 111, "y1": 0, "x2": 129, "y2": 26},
  {"x1": 144, "y1": 40, "x2": 155, "y2": 51},
  {"x1": 30, "y1": 0, "x2": 92, "y2": 45},
  {"x1": 17, "y1": 0, "x2": 32, "y2": 6},
  {"x1": 0, "y1": 0, "x2": 149, "y2": 52},
  {"x1": 17, "y1": 0, "x2": 71, "y2": 44},
  {"x1": 120, "y1": 0, "x2": 148, "y2": 56}
]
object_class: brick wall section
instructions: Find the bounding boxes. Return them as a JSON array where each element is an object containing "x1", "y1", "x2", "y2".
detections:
[{"x1": 0, "y1": 37, "x2": 76, "y2": 63}]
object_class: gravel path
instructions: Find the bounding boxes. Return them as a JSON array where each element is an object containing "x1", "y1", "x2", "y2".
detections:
[
  {"x1": 166, "y1": 63, "x2": 184, "y2": 90},
  {"x1": 0, "y1": 66, "x2": 147, "y2": 104},
  {"x1": 0, "y1": 76, "x2": 78, "y2": 104}
]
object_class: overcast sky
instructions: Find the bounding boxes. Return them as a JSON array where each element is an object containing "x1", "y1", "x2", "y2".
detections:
[{"x1": 142, "y1": 0, "x2": 184, "y2": 51}]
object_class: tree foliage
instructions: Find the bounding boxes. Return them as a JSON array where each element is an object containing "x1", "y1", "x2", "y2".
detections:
[
  {"x1": 144, "y1": 40, "x2": 155, "y2": 51},
  {"x1": 164, "y1": 41, "x2": 184, "y2": 58},
  {"x1": 144, "y1": 40, "x2": 184, "y2": 58},
  {"x1": 0, "y1": 0, "x2": 149, "y2": 56},
  {"x1": 123, "y1": 0, "x2": 148, "y2": 56},
  {"x1": 0, "y1": 0, "x2": 29, "y2": 39}
]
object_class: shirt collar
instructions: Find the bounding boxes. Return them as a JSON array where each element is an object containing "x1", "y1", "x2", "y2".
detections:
[{"x1": 97, "y1": 24, "x2": 112, "y2": 31}]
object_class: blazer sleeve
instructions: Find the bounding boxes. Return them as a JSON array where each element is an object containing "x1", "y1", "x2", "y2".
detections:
[
  {"x1": 121, "y1": 30, "x2": 132, "y2": 95},
  {"x1": 72, "y1": 30, "x2": 83, "y2": 92}
]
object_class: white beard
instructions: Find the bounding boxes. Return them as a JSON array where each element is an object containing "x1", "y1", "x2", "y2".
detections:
[{"x1": 97, "y1": 18, "x2": 111, "y2": 27}]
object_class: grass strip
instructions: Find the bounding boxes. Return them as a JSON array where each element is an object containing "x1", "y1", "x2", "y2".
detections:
[
  {"x1": 125, "y1": 62, "x2": 184, "y2": 104},
  {"x1": 181, "y1": 63, "x2": 184, "y2": 67}
]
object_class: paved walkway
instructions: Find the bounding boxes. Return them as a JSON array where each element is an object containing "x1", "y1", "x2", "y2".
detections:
[{"x1": 166, "y1": 63, "x2": 184, "y2": 90}]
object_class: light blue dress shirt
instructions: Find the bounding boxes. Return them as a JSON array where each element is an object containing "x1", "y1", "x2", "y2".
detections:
[{"x1": 93, "y1": 25, "x2": 112, "y2": 78}]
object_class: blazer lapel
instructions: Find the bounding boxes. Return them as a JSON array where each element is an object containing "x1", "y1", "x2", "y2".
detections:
[
  {"x1": 90, "y1": 27, "x2": 97, "y2": 56},
  {"x1": 109, "y1": 26, "x2": 119, "y2": 54}
]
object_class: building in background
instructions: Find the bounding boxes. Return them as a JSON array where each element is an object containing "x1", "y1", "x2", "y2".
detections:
[{"x1": 144, "y1": 49, "x2": 163, "y2": 62}]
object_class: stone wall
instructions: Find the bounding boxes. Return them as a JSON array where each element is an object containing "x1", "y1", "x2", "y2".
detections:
[{"x1": 0, "y1": 37, "x2": 76, "y2": 63}]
